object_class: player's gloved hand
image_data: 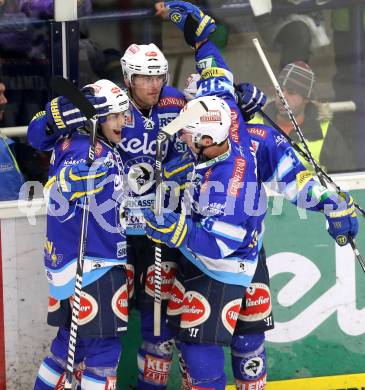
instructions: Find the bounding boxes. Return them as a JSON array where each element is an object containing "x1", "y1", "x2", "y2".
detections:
[
  {"x1": 142, "y1": 208, "x2": 192, "y2": 248},
  {"x1": 325, "y1": 192, "x2": 359, "y2": 246},
  {"x1": 45, "y1": 95, "x2": 109, "y2": 137},
  {"x1": 166, "y1": 1, "x2": 216, "y2": 46},
  {"x1": 56, "y1": 162, "x2": 108, "y2": 202},
  {"x1": 163, "y1": 152, "x2": 195, "y2": 188},
  {"x1": 236, "y1": 83, "x2": 267, "y2": 121}
]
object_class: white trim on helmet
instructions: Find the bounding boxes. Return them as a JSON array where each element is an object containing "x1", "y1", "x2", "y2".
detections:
[
  {"x1": 83, "y1": 79, "x2": 130, "y2": 114},
  {"x1": 182, "y1": 96, "x2": 231, "y2": 145},
  {"x1": 120, "y1": 43, "x2": 168, "y2": 83}
]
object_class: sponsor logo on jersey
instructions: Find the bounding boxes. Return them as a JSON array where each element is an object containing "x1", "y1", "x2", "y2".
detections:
[
  {"x1": 145, "y1": 262, "x2": 177, "y2": 299},
  {"x1": 201, "y1": 67, "x2": 226, "y2": 80},
  {"x1": 95, "y1": 141, "x2": 103, "y2": 157},
  {"x1": 167, "y1": 278, "x2": 185, "y2": 316},
  {"x1": 124, "y1": 110, "x2": 135, "y2": 128},
  {"x1": 60, "y1": 138, "x2": 71, "y2": 151},
  {"x1": 144, "y1": 354, "x2": 171, "y2": 385},
  {"x1": 120, "y1": 134, "x2": 168, "y2": 156},
  {"x1": 69, "y1": 291, "x2": 99, "y2": 325},
  {"x1": 125, "y1": 263, "x2": 135, "y2": 298},
  {"x1": 196, "y1": 56, "x2": 217, "y2": 70},
  {"x1": 158, "y1": 112, "x2": 178, "y2": 128},
  {"x1": 55, "y1": 373, "x2": 66, "y2": 390},
  {"x1": 251, "y1": 140, "x2": 260, "y2": 153},
  {"x1": 48, "y1": 296, "x2": 60, "y2": 313},
  {"x1": 180, "y1": 291, "x2": 211, "y2": 328},
  {"x1": 200, "y1": 168, "x2": 213, "y2": 193},
  {"x1": 64, "y1": 158, "x2": 87, "y2": 166},
  {"x1": 247, "y1": 127, "x2": 267, "y2": 139},
  {"x1": 230, "y1": 109, "x2": 240, "y2": 144},
  {"x1": 117, "y1": 241, "x2": 127, "y2": 258},
  {"x1": 111, "y1": 284, "x2": 128, "y2": 322},
  {"x1": 238, "y1": 283, "x2": 271, "y2": 322},
  {"x1": 221, "y1": 298, "x2": 242, "y2": 334},
  {"x1": 158, "y1": 97, "x2": 186, "y2": 108},
  {"x1": 105, "y1": 376, "x2": 117, "y2": 390},
  {"x1": 228, "y1": 157, "x2": 246, "y2": 197},
  {"x1": 200, "y1": 110, "x2": 221, "y2": 123}
]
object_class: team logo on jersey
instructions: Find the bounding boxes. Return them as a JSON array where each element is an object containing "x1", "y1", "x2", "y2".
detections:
[
  {"x1": 247, "y1": 127, "x2": 267, "y2": 139},
  {"x1": 275, "y1": 134, "x2": 287, "y2": 147},
  {"x1": 221, "y1": 298, "x2": 242, "y2": 334},
  {"x1": 111, "y1": 284, "x2": 128, "y2": 322},
  {"x1": 69, "y1": 292, "x2": 98, "y2": 325},
  {"x1": 143, "y1": 117, "x2": 155, "y2": 130},
  {"x1": 125, "y1": 263, "x2": 135, "y2": 299},
  {"x1": 144, "y1": 354, "x2": 171, "y2": 385},
  {"x1": 241, "y1": 356, "x2": 265, "y2": 379},
  {"x1": 238, "y1": 283, "x2": 271, "y2": 322},
  {"x1": 44, "y1": 240, "x2": 63, "y2": 267},
  {"x1": 127, "y1": 161, "x2": 155, "y2": 195},
  {"x1": 180, "y1": 291, "x2": 211, "y2": 328},
  {"x1": 228, "y1": 157, "x2": 246, "y2": 197},
  {"x1": 145, "y1": 262, "x2": 177, "y2": 299},
  {"x1": 167, "y1": 278, "x2": 185, "y2": 316},
  {"x1": 48, "y1": 296, "x2": 60, "y2": 313}
]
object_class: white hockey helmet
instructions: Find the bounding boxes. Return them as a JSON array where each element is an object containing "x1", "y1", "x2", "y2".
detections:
[
  {"x1": 120, "y1": 43, "x2": 168, "y2": 83},
  {"x1": 183, "y1": 73, "x2": 200, "y2": 101},
  {"x1": 182, "y1": 96, "x2": 232, "y2": 145},
  {"x1": 83, "y1": 79, "x2": 130, "y2": 114}
]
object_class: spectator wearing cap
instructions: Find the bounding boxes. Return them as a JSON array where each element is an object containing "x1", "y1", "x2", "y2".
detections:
[{"x1": 250, "y1": 61, "x2": 355, "y2": 173}]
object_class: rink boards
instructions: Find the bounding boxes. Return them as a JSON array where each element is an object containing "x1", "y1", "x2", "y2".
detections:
[{"x1": 0, "y1": 173, "x2": 364, "y2": 389}]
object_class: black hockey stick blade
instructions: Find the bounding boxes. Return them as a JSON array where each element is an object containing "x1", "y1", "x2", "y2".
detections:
[{"x1": 51, "y1": 76, "x2": 96, "y2": 119}]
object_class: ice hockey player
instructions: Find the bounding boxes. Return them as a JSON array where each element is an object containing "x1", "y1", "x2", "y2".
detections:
[
  {"x1": 155, "y1": 1, "x2": 359, "y2": 389},
  {"x1": 31, "y1": 79, "x2": 130, "y2": 389}
]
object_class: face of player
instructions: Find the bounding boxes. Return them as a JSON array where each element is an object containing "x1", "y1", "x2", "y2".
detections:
[
  {"x1": 180, "y1": 130, "x2": 215, "y2": 158},
  {"x1": 100, "y1": 112, "x2": 126, "y2": 144},
  {"x1": 0, "y1": 83, "x2": 8, "y2": 121},
  {"x1": 128, "y1": 74, "x2": 165, "y2": 108},
  {"x1": 275, "y1": 87, "x2": 308, "y2": 117}
]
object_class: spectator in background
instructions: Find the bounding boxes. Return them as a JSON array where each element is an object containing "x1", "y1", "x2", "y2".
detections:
[
  {"x1": 250, "y1": 61, "x2": 355, "y2": 173},
  {"x1": 0, "y1": 80, "x2": 24, "y2": 201},
  {"x1": 255, "y1": 0, "x2": 331, "y2": 69}
]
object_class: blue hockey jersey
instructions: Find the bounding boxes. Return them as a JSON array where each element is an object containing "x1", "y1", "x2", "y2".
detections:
[{"x1": 45, "y1": 132, "x2": 126, "y2": 299}]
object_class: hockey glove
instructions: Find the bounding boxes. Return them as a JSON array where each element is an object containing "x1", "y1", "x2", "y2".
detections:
[
  {"x1": 163, "y1": 152, "x2": 195, "y2": 189},
  {"x1": 56, "y1": 162, "x2": 108, "y2": 202},
  {"x1": 143, "y1": 208, "x2": 192, "y2": 248},
  {"x1": 325, "y1": 192, "x2": 359, "y2": 246},
  {"x1": 45, "y1": 95, "x2": 109, "y2": 137},
  {"x1": 236, "y1": 83, "x2": 267, "y2": 121},
  {"x1": 166, "y1": 1, "x2": 216, "y2": 46}
]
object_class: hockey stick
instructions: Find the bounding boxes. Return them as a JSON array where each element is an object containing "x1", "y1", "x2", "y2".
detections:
[
  {"x1": 258, "y1": 109, "x2": 365, "y2": 218},
  {"x1": 51, "y1": 76, "x2": 98, "y2": 389},
  {"x1": 252, "y1": 38, "x2": 365, "y2": 272},
  {"x1": 153, "y1": 100, "x2": 208, "y2": 336}
]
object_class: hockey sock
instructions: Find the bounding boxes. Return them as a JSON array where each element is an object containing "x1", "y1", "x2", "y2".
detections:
[
  {"x1": 178, "y1": 342, "x2": 226, "y2": 390},
  {"x1": 33, "y1": 355, "x2": 66, "y2": 389},
  {"x1": 231, "y1": 333, "x2": 267, "y2": 390}
]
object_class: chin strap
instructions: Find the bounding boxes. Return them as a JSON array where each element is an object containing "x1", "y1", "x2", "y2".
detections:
[{"x1": 195, "y1": 142, "x2": 217, "y2": 162}]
